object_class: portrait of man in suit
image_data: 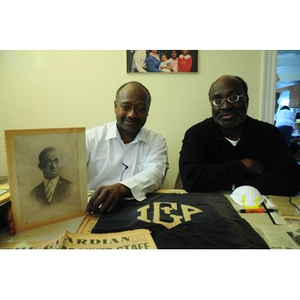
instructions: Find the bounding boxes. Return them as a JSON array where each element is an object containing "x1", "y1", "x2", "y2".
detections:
[
  {"x1": 29, "y1": 147, "x2": 78, "y2": 206},
  {"x1": 5, "y1": 128, "x2": 87, "y2": 230}
]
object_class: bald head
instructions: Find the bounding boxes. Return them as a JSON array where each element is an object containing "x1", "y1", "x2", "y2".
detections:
[
  {"x1": 208, "y1": 75, "x2": 249, "y2": 133},
  {"x1": 116, "y1": 81, "x2": 151, "y2": 106},
  {"x1": 114, "y1": 81, "x2": 151, "y2": 143},
  {"x1": 209, "y1": 75, "x2": 249, "y2": 102}
]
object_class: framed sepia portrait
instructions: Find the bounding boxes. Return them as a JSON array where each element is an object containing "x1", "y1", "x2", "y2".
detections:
[
  {"x1": 127, "y1": 50, "x2": 198, "y2": 73},
  {"x1": 5, "y1": 127, "x2": 87, "y2": 232}
]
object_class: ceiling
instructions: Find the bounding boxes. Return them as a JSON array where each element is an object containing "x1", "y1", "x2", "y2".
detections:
[{"x1": 276, "y1": 50, "x2": 300, "y2": 89}]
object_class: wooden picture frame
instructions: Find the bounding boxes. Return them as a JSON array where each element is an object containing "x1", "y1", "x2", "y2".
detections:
[{"x1": 5, "y1": 128, "x2": 87, "y2": 232}]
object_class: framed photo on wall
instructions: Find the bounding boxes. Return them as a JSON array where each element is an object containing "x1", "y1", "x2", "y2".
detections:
[
  {"x1": 5, "y1": 127, "x2": 87, "y2": 232},
  {"x1": 127, "y1": 50, "x2": 198, "y2": 73}
]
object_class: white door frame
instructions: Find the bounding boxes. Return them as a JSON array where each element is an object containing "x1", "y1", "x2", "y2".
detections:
[{"x1": 261, "y1": 50, "x2": 278, "y2": 123}]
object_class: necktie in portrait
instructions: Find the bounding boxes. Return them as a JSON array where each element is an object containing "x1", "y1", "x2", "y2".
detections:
[{"x1": 46, "y1": 180, "x2": 53, "y2": 203}]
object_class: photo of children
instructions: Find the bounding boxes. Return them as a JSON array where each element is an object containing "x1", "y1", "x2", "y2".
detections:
[{"x1": 126, "y1": 50, "x2": 198, "y2": 73}]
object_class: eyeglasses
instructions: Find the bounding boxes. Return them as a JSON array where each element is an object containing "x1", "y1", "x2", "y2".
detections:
[{"x1": 210, "y1": 94, "x2": 244, "y2": 107}]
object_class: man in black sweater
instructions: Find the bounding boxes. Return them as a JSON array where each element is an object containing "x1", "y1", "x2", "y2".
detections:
[{"x1": 179, "y1": 75, "x2": 300, "y2": 196}]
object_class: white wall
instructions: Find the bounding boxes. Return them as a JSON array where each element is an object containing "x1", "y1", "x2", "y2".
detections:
[{"x1": 0, "y1": 50, "x2": 264, "y2": 188}]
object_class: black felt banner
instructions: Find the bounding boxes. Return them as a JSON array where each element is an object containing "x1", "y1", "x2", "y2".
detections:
[{"x1": 92, "y1": 192, "x2": 269, "y2": 249}]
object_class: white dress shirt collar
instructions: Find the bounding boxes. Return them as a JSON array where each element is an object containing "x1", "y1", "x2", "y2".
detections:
[{"x1": 44, "y1": 176, "x2": 59, "y2": 187}]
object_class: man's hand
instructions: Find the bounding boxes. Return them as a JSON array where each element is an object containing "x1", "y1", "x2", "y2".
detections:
[
  {"x1": 242, "y1": 158, "x2": 267, "y2": 175},
  {"x1": 1, "y1": 203, "x2": 15, "y2": 235},
  {"x1": 86, "y1": 183, "x2": 132, "y2": 214}
]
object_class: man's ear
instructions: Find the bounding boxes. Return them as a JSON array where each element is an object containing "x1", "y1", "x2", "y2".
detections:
[
  {"x1": 245, "y1": 95, "x2": 249, "y2": 107},
  {"x1": 38, "y1": 163, "x2": 42, "y2": 170}
]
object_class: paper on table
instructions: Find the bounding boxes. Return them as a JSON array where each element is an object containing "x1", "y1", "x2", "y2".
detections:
[
  {"x1": 0, "y1": 189, "x2": 8, "y2": 196},
  {"x1": 268, "y1": 195, "x2": 300, "y2": 220},
  {"x1": 254, "y1": 222, "x2": 300, "y2": 249},
  {"x1": 0, "y1": 216, "x2": 85, "y2": 244},
  {"x1": 0, "y1": 229, "x2": 157, "y2": 249}
]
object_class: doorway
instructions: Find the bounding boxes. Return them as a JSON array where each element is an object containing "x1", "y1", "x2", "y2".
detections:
[
  {"x1": 261, "y1": 50, "x2": 300, "y2": 123},
  {"x1": 274, "y1": 50, "x2": 300, "y2": 159}
]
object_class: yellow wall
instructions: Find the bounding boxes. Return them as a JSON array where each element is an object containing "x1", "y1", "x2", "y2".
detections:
[{"x1": 0, "y1": 50, "x2": 264, "y2": 188}]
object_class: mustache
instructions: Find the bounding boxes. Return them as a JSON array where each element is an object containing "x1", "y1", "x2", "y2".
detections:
[
  {"x1": 217, "y1": 109, "x2": 241, "y2": 118},
  {"x1": 125, "y1": 117, "x2": 140, "y2": 123}
]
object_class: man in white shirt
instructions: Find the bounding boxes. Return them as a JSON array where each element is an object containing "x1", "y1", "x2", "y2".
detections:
[
  {"x1": 5, "y1": 81, "x2": 168, "y2": 234},
  {"x1": 86, "y1": 81, "x2": 169, "y2": 214}
]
